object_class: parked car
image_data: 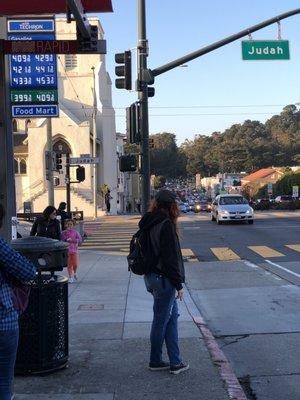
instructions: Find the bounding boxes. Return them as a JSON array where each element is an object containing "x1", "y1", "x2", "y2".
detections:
[
  {"x1": 211, "y1": 194, "x2": 254, "y2": 225},
  {"x1": 194, "y1": 201, "x2": 212, "y2": 213},
  {"x1": 274, "y1": 195, "x2": 294, "y2": 203}
]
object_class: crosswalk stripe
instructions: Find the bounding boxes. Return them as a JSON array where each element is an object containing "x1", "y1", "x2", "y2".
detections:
[
  {"x1": 81, "y1": 244, "x2": 129, "y2": 249},
  {"x1": 210, "y1": 247, "x2": 240, "y2": 261},
  {"x1": 181, "y1": 248, "x2": 198, "y2": 262},
  {"x1": 248, "y1": 246, "x2": 284, "y2": 258},
  {"x1": 286, "y1": 244, "x2": 300, "y2": 253}
]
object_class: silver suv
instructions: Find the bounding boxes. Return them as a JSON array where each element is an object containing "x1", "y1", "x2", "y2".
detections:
[{"x1": 211, "y1": 194, "x2": 254, "y2": 225}]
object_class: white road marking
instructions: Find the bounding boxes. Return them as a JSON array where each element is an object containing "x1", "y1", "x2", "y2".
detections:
[
  {"x1": 243, "y1": 260, "x2": 282, "y2": 280},
  {"x1": 265, "y1": 259, "x2": 300, "y2": 279},
  {"x1": 243, "y1": 260, "x2": 259, "y2": 269}
]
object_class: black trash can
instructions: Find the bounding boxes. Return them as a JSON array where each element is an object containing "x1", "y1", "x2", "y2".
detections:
[{"x1": 11, "y1": 236, "x2": 69, "y2": 375}]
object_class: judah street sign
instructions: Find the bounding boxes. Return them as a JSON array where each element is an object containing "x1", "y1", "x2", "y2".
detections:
[{"x1": 242, "y1": 40, "x2": 290, "y2": 60}]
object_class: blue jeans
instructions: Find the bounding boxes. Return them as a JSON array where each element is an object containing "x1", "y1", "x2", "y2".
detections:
[
  {"x1": 0, "y1": 329, "x2": 19, "y2": 400},
  {"x1": 144, "y1": 273, "x2": 181, "y2": 366}
]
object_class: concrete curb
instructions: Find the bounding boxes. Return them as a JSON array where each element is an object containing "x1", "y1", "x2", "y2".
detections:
[{"x1": 193, "y1": 315, "x2": 247, "y2": 400}]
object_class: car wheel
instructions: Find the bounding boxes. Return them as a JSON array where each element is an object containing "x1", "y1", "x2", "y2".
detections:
[
  {"x1": 211, "y1": 213, "x2": 216, "y2": 222},
  {"x1": 248, "y1": 220, "x2": 254, "y2": 225}
]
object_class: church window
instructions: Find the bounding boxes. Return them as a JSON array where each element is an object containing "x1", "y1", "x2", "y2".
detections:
[
  {"x1": 20, "y1": 159, "x2": 27, "y2": 174},
  {"x1": 65, "y1": 54, "x2": 78, "y2": 70}
]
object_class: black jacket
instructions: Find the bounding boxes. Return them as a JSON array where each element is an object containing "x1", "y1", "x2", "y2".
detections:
[
  {"x1": 30, "y1": 217, "x2": 61, "y2": 240},
  {"x1": 139, "y1": 211, "x2": 185, "y2": 290}
]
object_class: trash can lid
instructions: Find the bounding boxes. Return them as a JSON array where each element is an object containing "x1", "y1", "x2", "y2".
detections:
[{"x1": 11, "y1": 236, "x2": 68, "y2": 251}]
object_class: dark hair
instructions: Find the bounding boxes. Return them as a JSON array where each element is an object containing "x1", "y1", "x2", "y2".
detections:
[
  {"x1": 149, "y1": 198, "x2": 180, "y2": 234},
  {"x1": 58, "y1": 202, "x2": 66, "y2": 210},
  {"x1": 43, "y1": 205, "x2": 57, "y2": 219}
]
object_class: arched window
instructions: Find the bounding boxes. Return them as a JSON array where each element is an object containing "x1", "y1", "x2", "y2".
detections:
[
  {"x1": 14, "y1": 159, "x2": 19, "y2": 174},
  {"x1": 12, "y1": 119, "x2": 18, "y2": 132},
  {"x1": 20, "y1": 159, "x2": 27, "y2": 174}
]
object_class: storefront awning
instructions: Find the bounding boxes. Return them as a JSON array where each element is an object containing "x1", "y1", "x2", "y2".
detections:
[{"x1": 0, "y1": 0, "x2": 113, "y2": 15}]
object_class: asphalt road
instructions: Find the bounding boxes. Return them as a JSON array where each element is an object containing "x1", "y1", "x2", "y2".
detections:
[
  {"x1": 180, "y1": 211, "x2": 300, "y2": 263},
  {"x1": 182, "y1": 211, "x2": 300, "y2": 400}
]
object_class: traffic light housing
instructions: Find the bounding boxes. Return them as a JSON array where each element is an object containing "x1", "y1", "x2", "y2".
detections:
[
  {"x1": 76, "y1": 166, "x2": 85, "y2": 182},
  {"x1": 115, "y1": 50, "x2": 132, "y2": 90},
  {"x1": 77, "y1": 25, "x2": 99, "y2": 53},
  {"x1": 119, "y1": 155, "x2": 137, "y2": 172},
  {"x1": 55, "y1": 153, "x2": 63, "y2": 171},
  {"x1": 126, "y1": 103, "x2": 140, "y2": 144}
]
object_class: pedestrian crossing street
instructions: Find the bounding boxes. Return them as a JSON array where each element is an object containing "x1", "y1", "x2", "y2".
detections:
[{"x1": 81, "y1": 218, "x2": 300, "y2": 262}]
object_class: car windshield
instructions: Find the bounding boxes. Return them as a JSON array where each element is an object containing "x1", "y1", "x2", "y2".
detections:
[{"x1": 219, "y1": 196, "x2": 248, "y2": 205}]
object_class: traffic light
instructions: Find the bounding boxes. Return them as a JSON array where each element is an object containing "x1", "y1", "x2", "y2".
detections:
[
  {"x1": 55, "y1": 153, "x2": 63, "y2": 171},
  {"x1": 77, "y1": 25, "x2": 99, "y2": 53},
  {"x1": 126, "y1": 103, "x2": 140, "y2": 144},
  {"x1": 119, "y1": 155, "x2": 137, "y2": 172},
  {"x1": 115, "y1": 50, "x2": 132, "y2": 90},
  {"x1": 76, "y1": 166, "x2": 85, "y2": 182},
  {"x1": 53, "y1": 177, "x2": 60, "y2": 186}
]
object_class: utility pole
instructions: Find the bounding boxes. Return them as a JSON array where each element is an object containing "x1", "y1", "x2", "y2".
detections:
[
  {"x1": 138, "y1": 0, "x2": 150, "y2": 215},
  {"x1": 0, "y1": 44, "x2": 16, "y2": 241},
  {"x1": 91, "y1": 66, "x2": 98, "y2": 219},
  {"x1": 46, "y1": 118, "x2": 55, "y2": 206}
]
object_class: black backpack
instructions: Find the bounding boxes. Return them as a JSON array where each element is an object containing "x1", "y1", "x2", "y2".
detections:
[{"x1": 127, "y1": 221, "x2": 166, "y2": 276}]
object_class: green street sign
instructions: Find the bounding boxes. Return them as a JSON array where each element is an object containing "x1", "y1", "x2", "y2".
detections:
[
  {"x1": 10, "y1": 89, "x2": 58, "y2": 104},
  {"x1": 242, "y1": 40, "x2": 290, "y2": 60}
]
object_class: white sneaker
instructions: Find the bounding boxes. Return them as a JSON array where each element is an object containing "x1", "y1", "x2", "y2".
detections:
[
  {"x1": 68, "y1": 277, "x2": 74, "y2": 283},
  {"x1": 74, "y1": 274, "x2": 78, "y2": 281}
]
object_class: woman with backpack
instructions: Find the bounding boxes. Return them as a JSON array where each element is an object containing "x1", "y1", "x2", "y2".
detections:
[
  {"x1": 0, "y1": 204, "x2": 36, "y2": 400},
  {"x1": 30, "y1": 205, "x2": 61, "y2": 240},
  {"x1": 139, "y1": 189, "x2": 189, "y2": 375}
]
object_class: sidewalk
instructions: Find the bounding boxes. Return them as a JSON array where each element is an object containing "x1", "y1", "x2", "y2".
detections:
[{"x1": 14, "y1": 250, "x2": 232, "y2": 400}]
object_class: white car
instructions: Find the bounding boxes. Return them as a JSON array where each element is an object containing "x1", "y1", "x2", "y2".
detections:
[{"x1": 211, "y1": 194, "x2": 254, "y2": 225}]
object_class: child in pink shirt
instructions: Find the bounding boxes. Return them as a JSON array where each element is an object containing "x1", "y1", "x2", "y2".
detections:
[{"x1": 61, "y1": 219, "x2": 82, "y2": 283}]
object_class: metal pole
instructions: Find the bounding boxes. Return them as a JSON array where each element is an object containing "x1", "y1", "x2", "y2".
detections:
[
  {"x1": 152, "y1": 8, "x2": 300, "y2": 77},
  {"x1": 66, "y1": 154, "x2": 71, "y2": 214},
  {"x1": 0, "y1": 51, "x2": 16, "y2": 241},
  {"x1": 91, "y1": 66, "x2": 98, "y2": 219},
  {"x1": 138, "y1": 0, "x2": 150, "y2": 215},
  {"x1": 46, "y1": 118, "x2": 55, "y2": 206}
]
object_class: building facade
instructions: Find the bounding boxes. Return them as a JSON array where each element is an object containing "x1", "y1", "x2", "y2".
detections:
[{"x1": 13, "y1": 17, "x2": 117, "y2": 216}]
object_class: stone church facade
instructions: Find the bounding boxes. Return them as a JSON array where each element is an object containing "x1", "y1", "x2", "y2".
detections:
[{"x1": 13, "y1": 17, "x2": 117, "y2": 217}]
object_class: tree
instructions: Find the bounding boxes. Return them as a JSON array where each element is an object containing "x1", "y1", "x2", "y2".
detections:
[
  {"x1": 153, "y1": 175, "x2": 166, "y2": 189},
  {"x1": 150, "y1": 132, "x2": 186, "y2": 178}
]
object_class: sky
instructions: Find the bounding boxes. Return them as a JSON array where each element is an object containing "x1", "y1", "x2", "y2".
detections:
[{"x1": 99, "y1": 1, "x2": 300, "y2": 144}]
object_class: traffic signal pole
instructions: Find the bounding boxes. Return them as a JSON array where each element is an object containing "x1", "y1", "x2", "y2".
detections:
[
  {"x1": 138, "y1": 0, "x2": 150, "y2": 215},
  {"x1": 0, "y1": 50, "x2": 16, "y2": 241}
]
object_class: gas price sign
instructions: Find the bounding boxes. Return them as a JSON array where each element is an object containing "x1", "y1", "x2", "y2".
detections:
[{"x1": 8, "y1": 19, "x2": 59, "y2": 118}]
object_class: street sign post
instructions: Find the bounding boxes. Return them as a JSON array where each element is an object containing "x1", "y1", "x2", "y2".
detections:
[
  {"x1": 242, "y1": 40, "x2": 290, "y2": 60},
  {"x1": 7, "y1": 18, "x2": 59, "y2": 118},
  {"x1": 69, "y1": 156, "x2": 99, "y2": 165}
]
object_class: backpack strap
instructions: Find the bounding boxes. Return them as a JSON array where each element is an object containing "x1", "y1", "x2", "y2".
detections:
[{"x1": 149, "y1": 219, "x2": 168, "y2": 270}]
